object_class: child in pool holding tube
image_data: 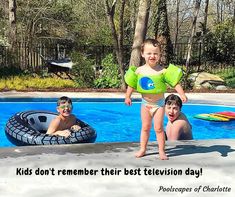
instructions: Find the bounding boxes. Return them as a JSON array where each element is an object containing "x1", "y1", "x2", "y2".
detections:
[
  {"x1": 46, "y1": 96, "x2": 81, "y2": 138},
  {"x1": 124, "y1": 38, "x2": 187, "y2": 160}
]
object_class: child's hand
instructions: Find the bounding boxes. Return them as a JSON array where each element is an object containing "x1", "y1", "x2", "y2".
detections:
[
  {"x1": 56, "y1": 130, "x2": 71, "y2": 138},
  {"x1": 70, "y1": 125, "x2": 81, "y2": 132},
  {"x1": 125, "y1": 97, "x2": 132, "y2": 106},
  {"x1": 180, "y1": 94, "x2": 188, "y2": 103}
]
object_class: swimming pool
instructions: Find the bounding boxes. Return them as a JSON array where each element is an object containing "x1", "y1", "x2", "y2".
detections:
[{"x1": 0, "y1": 98, "x2": 235, "y2": 147}]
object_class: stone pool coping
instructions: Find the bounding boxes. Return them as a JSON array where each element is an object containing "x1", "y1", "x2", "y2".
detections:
[{"x1": 0, "y1": 91, "x2": 235, "y2": 105}]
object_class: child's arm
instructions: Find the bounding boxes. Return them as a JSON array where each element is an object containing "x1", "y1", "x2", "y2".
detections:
[
  {"x1": 70, "y1": 115, "x2": 81, "y2": 132},
  {"x1": 124, "y1": 65, "x2": 138, "y2": 106},
  {"x1": 174, "y1": 84, "x2": 188, "y2": 102},
  {"x1": 125, "y1": 86, "x2": 134, "y2": 106},
  {"x1": 53, "y1": 130, "x2": 71, "y2": 137},
  {"x1": 47, "y1": 118, "x2": 71, "y2": 138},
  {"x1": 46, "y1": 118, "x2": 59, "y2": 135}
]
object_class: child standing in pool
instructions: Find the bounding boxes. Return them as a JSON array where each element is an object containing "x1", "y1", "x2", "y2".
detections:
[
  {"x1": 47, "y1": 96, "x2": 81, "y2": 138},
  {"x1": 124, "y1": 38, "x2": 187, "y2": 159}
]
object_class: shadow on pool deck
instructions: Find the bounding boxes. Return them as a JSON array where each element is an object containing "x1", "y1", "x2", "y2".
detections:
[
  {"x1": 145, "y1": 144, "x2": 235, "y2": 158},
  {"x1": 0, "y1": 140, "x2": 235, "y2": 197}
]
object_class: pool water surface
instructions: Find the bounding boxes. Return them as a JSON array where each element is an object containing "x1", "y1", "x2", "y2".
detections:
[{"x1": 0, "y1": 99, "x2": 235, "y2": 147}]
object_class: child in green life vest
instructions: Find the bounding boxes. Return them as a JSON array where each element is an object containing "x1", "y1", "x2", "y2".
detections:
[{"x1": 124, "y1": 38, "x2": 187, "y2": 160}]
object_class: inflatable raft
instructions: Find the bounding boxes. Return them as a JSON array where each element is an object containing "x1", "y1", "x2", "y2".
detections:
[
  {"x1": 194, "y1": 111, "x2": 235, "y2": 122},
  {"x1": 194, "y1": 113, "x2": 230, "y2": 121},
  {"x1": 215, "y1": 111, "x2": 235, "y2": 119},
  {"x1": 5, "y1": 110, "x2": 97, "y2": 146}
]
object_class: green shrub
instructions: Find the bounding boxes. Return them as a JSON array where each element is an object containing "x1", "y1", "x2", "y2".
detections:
[
  {"x1": 0, "y1": 76, "x2": 76, "y2": 90},
  {"x1": 70, "y1": 51, "x2": 95, "y2": 88},
  {"x1": 226, "y1": 78, "x2": 235, "y2": 88},
  {"x1": 215, "y1": 67, "x2": 235, "y2": 88},
  {"x1": 204, "y1": 20, "x2": 235, "y2": 62},
  {"x1": 94, "y1": 54, "x2": 121, "y2": 88},
  {"x1": 217, "y1": 68, "x2": 235, "y2": 79}
]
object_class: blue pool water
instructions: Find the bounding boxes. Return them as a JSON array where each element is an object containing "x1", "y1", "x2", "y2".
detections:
[{"x1": 0, "y1": 98, "x2": 235, "y2": 147}]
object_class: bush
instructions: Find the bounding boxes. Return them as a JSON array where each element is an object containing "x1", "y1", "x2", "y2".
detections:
[
  {"x1": 0, "y1": 75, "x2": 76, "y2": 90},
  {"x1": 204, "y1": 20, "x2": 235, "y2": 62},
  {"x1": 94, "y1": 54, "x2": 121, "y2": 88},
  {"x1": 226, "y1": 78, "x2": 235, "y2": 88},
  {"x1": 70, "y1": 51, "x2": 95, "y2": 88},
  {"x1": 215, "y1": 67, "x2": 235, "y2": 88}
]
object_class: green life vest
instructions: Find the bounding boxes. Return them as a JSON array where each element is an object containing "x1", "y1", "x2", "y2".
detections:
[{"x1": 124, "y1": 64, "x2": 183, "y2": 94}]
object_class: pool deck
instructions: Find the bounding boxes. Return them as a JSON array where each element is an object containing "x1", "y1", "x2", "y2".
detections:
[
  {"x1": 0, "y1": 92, "x2": 235, "y2": 197},
  {"x1": 0, "y1": 91, "x2": 235, "y2": 105}
]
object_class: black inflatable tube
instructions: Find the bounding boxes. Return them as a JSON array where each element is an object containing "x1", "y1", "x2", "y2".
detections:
[{"x1": 5, "y1": 111, "x2": 97, "y2": 146}]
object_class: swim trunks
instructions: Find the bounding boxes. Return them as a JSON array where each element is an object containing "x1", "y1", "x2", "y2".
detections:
[{"x1": 142, "y1": 98, "x2": 165, "y2": 116}]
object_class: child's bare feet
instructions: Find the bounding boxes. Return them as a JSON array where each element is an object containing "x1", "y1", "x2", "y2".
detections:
[
  {"x1": 135, "y1": 149, "x2": 146, "y2": 158},
  {"x1": 159, "y1": 151, "x2": 168, "y2": 160}
]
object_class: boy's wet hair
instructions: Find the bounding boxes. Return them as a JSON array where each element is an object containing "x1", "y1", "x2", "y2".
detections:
[
  {"x1": 57, "y1": 96, "x2": 72, "y2": 106},
  {"x1": 165, "y1": 94, "x2": 182, "y2": 109},
  {"x1": 141, "y1": 38, "x2": 161, "y2": 53}
]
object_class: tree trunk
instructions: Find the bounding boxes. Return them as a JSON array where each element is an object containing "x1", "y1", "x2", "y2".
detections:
[
  {"x1": 8, "y1": 0, "x2": 17, "y2": 52},
  {"x1": 154, "y1": 0, "x2": 173, "y2": 65},
  {"x1": 185, "y1": 0, "x2": 201, "y2": 75},
  {"x1": 203, "y1": 0, "x2": 209, "y2": 35},
  {"x1": 174, "y1": 0, "x2": 180, "y2": 52},
  {"x1": 128, "y1": 0, "x2": 138, "y2": 42},
  {"x1": 104, "y1": 0, "x2": 126, "y2": 90},
  {"x1": 233, "y1": 1, "x2": 235, "y2": 26},
  {"x1": 118, "y1": 0, "x2": 126, "y2": 90},
  {"x1": 216, "y1": 0, "x2": 221, "y2": 23},
  {"x1": 129, "y1": 0, "x2": 151, "y2": 67},
  {"x1": 196, "y1": 0, "x2": 209, "y2": 72}
]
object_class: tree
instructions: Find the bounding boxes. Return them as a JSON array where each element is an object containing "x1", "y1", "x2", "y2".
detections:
[
  {"x1": 185, "y1": 0, "x2": 201, "y2": 73},
  {"x1": 0, "y1": 0, "x2": 8, "y2": 45},
  {"x1": 203, "y1": 0, "x2": 209, "y2": 36},
  {"x1": 104, "y1": 0, "x2": 126, "y2": 90},
  {"x1": 129, "y1": 0, "x2": 151, "y2": 67},
  {"x1": 233, "y1": 0, "x2": 235, "y2": 25},
  {"x1": 8, "y1": 0, "x2": 17, "y2": 51},
  {"x1": 154, "y1": 0, "x2": 173, "y2": 65},
  {"x1": 174, "y1": 0, "x2": 180, "y2": 50},
  {"x1": 17, "y1": 1, "x2": 75, "y2": 43},
  {"x1": 125, "y1": 0, "x2": 139, "y2": 44}
]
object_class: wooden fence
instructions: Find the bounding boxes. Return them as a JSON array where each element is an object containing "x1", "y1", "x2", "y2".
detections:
[{"x1": 0, "y1": 42, "x2": 234, "y2": 74}]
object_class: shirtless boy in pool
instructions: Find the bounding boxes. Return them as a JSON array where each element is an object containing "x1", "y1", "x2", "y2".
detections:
[
  {"x1": 165, "y1": 94, "x2": 192, "y2": 141},
  {"x1": 46, "y1": 96, "x2": 81, "y2": 138}
]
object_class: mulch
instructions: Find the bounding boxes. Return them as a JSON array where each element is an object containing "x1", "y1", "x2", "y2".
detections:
[{"x1": 1, "y1": 88, "x2": 235, "y2": 93}]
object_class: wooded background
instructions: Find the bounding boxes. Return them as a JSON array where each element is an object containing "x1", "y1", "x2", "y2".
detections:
[{"x1": 0, "y1": 0, "x2": 235, "y2": 89}]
